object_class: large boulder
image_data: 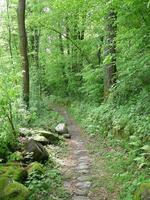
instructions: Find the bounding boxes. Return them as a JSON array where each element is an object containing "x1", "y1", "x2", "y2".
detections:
[
  {"x1": 30, "y1": 135, "x2": 49, "y2": 145},
  {"x1": 39, "y1": 130, "x2": 60, "y2": 144},
  {"x1": 0, "y1": 163, "x2": 27, "y2": 183},
  {"x1": 134, "y1": 182, "x2": 150, "y2": 200},
  {"x1": 55, "y1": 123, "x2": 71, "y2": 139},
  {"x1": 55, "y1": 123, "x2": 68, "y2": 135},
  {"x1": 0, "y1": 177, "x2": 29, "y2": 200},
  {"x1": 24, "y1": 139, "x2": 49, "y2": 163},
  {"x1": 19, "y1": 128, "x2": 34, "y2": 136},
  {"x1": 19, "y1": 128, "x2": 60, "y2": 145}
]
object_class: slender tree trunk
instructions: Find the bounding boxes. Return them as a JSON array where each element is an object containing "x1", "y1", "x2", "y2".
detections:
[
  {"x1": 59, "y1": 32, "x2": 69, "y2": 96},
  {"x1": 34, "y1": 29, "x2": 42, "y2": 97},
  {"x1": 71, "y1": 17, "x2": 78, "y2": 73},
  {"x1": 17, "y1": 0, "x2": 29, "y2": 108},
  {"x1": 29, "y1": 28, "x2": 42, "y2": 98},
  {"x1": 66, "y1": 18, "x2": 70, "y2": 55},
  {"x1": 104, "y1": 10, "x2": 117, "y2": 97},
  {"x1": 59, "y1": 33, "x2": 64, "y2": 55},
  {"x1": 6, "y1": 0, "x2": 13, "y2": 58},
  {"x1": 34, "y1": 29, "x2": 40, "y2": 69},
  {"x1": 97, "y1": 36, "x2": 104, "y2": 66}
]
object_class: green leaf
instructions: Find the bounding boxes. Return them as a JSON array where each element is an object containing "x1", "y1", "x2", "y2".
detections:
[{"x1": 140, "y1": 145, "x2": 150, "y2": 152}]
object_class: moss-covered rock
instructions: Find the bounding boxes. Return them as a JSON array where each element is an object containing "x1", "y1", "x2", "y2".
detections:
[
  {"x1": 134, "y1": 182, "x2": 150, "y2": 200},
  {"x1": 0, "y1": 177, "x2": 29, "y2": 200},
  {"x1": 0, "y1": 176, "x2": 9, "y2": 194},
  {"x1": 0, "y1": 164, "x2": 27, "y2": 183},
  {"x1": 28, "y1": 162, "x2": 45, "y2": 175},
  {"x1": 39, "y1": 130, "x2": 60, "y2": 144},
  {"x1": 19, "y1": 128, "x2": 60, "y2": 145},
  {"x1": 31, "y1": 135, "x2": 49, "y2": 145},
  {"x1": 4, "y1": 181, "x2": 29, "y2": 200}
]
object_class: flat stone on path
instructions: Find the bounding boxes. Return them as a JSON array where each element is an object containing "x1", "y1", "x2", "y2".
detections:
[
  {"x1": 77, "y1": 176, "x2": 89, "y2": 182},
  {"x1": 74, "y1": 188, "x2": 89, "y2": 196},
  {"x1": 78, "y1": 169, "x2": 89, "y2": 174},
  {"x1": 76, "y1": 181, "x2": 91, "y2": 188},
  {"x1": 75, "y1": 150, "x2": 87, "y2": 155},
  {"x1": 76, "y1": 163, "x2": 89, "y2": 170},
  {"x1": 78, "y1": 156, "x2": 89, "y2": 161},
  {"x1": 72, "y1": 196, "x2": 90, "y2": 200}
]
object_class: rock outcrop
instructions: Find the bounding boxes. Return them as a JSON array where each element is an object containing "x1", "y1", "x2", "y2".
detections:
[
  {"x1": 24, "y1": 139, "x2": 49, "y2": 163},
  {"x1": 39, "y1": 130, "x2": 60, "y2": 144},
  {"x1": 19, "y1": 128, "x2": 60, "y2": 145},
  {"x1": 30, "y1": 135, "x2": 49, "y2": 145}
]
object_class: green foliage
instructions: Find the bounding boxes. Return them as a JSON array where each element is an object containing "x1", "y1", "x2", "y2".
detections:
[
  {"x1": 8, "y1": 151, "x2": 23, "y2": 162},
  {"x1": 26, "y1": 162, "x2": 70, "y2": 200},
  {"x1": 0, "y1": 58, "x2": 21, "y2": 154},
  {"x1": 69, "y1": 100, "x2": 150, "y2": 199},
  {"x1": 0, "y1": 164, "x2": 27, "y2": 183},
  {"x1": 0, "y1": 0, "x2": 150, "y2": 199},
  {"x1": 31, "y1": 97, "x2": 65, "y2": 131},
  {"x1": 81, "y1": 64, "x2": 103, "y2": 102},
  {"x1": 28, "y1": 162, "x2": 45, "y2": 175},
  {"x1": 133, "y1": 182, "x2": 150, "y2": 200}
]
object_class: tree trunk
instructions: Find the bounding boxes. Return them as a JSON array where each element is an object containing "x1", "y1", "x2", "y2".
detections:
[
  {"x1": 104, "y1": 10, "x2": 117, "y2": 97},
  {"x1": 6, "y1": 0, "x2": 13, "y2": 58},
  {"x1": 59, "y1": 32, "x2": 64, "y2": 55},
  {"x1": 65, "y1": 18, "x2": 70, "y2": 55},
  {"x1": 97, "y1": 36, "x2": 104, "y2": 66},
  {"x1": 34, "y1": 29, "x2": 42, "y2": 97},
  {"x1": 59, "y1": 32, "x2": 69, "y2": 95},
  {"x1": 17, "y1": 0, "x2": 29, "y2": 108}
]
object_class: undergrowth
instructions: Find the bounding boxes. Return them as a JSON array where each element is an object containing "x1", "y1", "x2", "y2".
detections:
[
  {"x1": 24, "y1": 99, "x2": 70, "y2": 200},
  {"x1": 26, "y1": 160, "x2": 70, "y2": 200},
  {"x1": 69, "y1": 99, "x2": 150, "y2": 200}
]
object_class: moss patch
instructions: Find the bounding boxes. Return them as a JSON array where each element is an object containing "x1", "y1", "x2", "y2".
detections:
[
  {"x1": 0, "y1": 164, "x2": 27, "y2": 183},
  {"x1": 0, "y1": 177, "x2": 29, "y2": 200},
  {"x1": 0, "y1": 176, "x2": 10, "y2": 194},
  {"x1": 4, "y1": 181, "x2": 29, "y2": 200}
]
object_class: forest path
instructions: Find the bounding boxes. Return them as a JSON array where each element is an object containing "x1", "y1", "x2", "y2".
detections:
[
  {"x1": 54, "y1": 106, "x2": 92, "y2": 200},
  {"x1": 53, "y1": 106, "x2": 118, "y2": 200}
]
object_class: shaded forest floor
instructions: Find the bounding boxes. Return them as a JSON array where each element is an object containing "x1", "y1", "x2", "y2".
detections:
[{"x1": 55, "y1": 107, "x2": 121, "y2": 200}]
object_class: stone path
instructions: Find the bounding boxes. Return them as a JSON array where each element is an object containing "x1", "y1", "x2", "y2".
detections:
[{"x1": 54, "y1": 107, "x2": 92, "y2": 200}]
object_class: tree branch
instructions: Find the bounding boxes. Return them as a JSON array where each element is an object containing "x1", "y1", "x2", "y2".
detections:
[
  {"x1": 1, "y1": 104, "x2": 17, "y2": 136},
  {"x1": 50, "y1": 27, "x2": 91, "y2": 64}
]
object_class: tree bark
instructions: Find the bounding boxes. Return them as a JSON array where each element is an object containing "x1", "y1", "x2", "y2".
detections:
[
  {"x1": 104, "y1": 10, "x2": 117, "y2": 97},
  {"x1": 97, "y1": 36, "x2": 104, "y2": 66},
  {"x1": 59, "y1": 32, "x2": 64, "y2": 55},
  {"x1": 6, "y1": 0, "x2": 13, "y2": 58},
  {"x1": 58, "y1": 32, "x2": 69, "y2": 96},
  {"x1": 17, "y1": 0, "x2": 29, "y2": 108}
]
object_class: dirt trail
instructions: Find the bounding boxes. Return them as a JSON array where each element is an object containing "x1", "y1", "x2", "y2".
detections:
[
  {"x1": 54, "y1": 107, "x2": 92, "y2": 200},
  {"x1": 54, "y1": 106, "x2": 118, "y2": 200}
]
